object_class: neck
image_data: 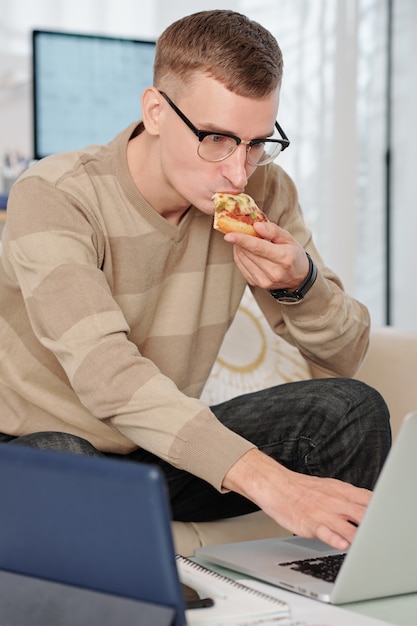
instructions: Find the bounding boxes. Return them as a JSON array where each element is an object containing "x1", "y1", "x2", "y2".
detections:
[{"x1": 127, "y1": 132, "x2": 190, "y2": 225}]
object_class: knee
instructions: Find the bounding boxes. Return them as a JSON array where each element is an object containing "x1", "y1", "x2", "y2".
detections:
[
  {"x1": 9, "y1": 431, "x2": 102, "y2": 457},
  {"x1": 349, "y1": 378, "x2": 390, "y2": 417},
  {"x1": 338, "y1": 378, "x2": 392, "y2": 442}
]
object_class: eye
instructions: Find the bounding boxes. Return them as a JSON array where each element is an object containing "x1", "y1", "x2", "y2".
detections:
[
  {"x1": 249, "y1": 141, "x2": 266, "y2": 153},
  {"x1": 206, "y1": 134, "x2": 232, "y2": 145}
]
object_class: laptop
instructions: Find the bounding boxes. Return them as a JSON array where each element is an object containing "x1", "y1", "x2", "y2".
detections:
[
  {"x1": 197, "y1": 411, "x2": 417, "y2": 605},
  {"x1": 0, "y1": 443, "x2": 186, "y2": 626}
]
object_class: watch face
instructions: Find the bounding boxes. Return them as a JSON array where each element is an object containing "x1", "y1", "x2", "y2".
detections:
[
  {"x1": 276, "y1": 294, "x2": 302, "y2": 302},
  {"x1": 276, "y1": 294, "x2": 302, "y2": 303},
  {"x1": 269, "y1": 289, "x2": 303, "y2": 302}
]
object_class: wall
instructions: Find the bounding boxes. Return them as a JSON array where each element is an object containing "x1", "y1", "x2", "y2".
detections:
[
  {"x1": 0, "y1": 0, "x2": 237, "y2": 174},
  {"x1": 0, "y1": 54, "x2": 32, "y2": 177},
  {"x1": 0, "y1": 0, "x2": 159, "y2": 174}
]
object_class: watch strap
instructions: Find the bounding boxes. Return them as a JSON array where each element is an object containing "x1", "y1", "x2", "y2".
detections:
[{"x1": 269, "y1": 252, "x2": 317, "y2": 302}]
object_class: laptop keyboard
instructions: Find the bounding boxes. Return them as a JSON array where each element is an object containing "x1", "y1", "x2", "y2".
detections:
[{"x1": 279, "y1": 553, "x2": 347, "y2": 583}]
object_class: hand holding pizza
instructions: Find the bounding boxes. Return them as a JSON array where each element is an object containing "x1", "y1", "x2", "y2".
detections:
[{"x1": 213, "y1": 192, "x2": 310, "y2": 292}]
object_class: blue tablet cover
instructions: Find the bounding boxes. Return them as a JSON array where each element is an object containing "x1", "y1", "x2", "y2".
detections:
[{"x1": 0, "y1": 443, "x2": 186, "y2": 626}]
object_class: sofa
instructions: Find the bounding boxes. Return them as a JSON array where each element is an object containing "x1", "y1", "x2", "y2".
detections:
[{"x1": 172, "y1": 288, "x2": 417, "y2": 556}]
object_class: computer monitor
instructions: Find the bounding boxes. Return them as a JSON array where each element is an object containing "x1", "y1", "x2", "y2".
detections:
[{"x1": 32, "y1": 29, "x2": 155, "y2": 160}]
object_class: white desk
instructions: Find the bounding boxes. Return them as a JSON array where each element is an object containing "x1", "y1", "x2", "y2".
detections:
[
  {"x1": 345, "y1": 592, "x2": 417, "y2": 625},
  {"x1": 194, "y1": 558, "x2": 417, "y2": 625}
]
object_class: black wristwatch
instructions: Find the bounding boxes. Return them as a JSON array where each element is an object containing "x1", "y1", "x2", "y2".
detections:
[{"x1": 269, "y1": 253, "x2": 318, "y2": 303}]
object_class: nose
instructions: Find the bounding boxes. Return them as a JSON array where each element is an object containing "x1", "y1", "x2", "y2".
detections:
[{"x1": 220, "y1": 144, "x2": 251, "y2": 190}]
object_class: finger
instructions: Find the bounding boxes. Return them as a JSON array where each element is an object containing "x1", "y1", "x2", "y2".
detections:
[
  {"x1": 343, "y1": 500, "x2": 369, "y2": 527},
  {"x1": 233, "y1": 245, "x2": 266, "y2": 273},
  {"x1": 312, "y1": 504, "x2": 363, "y2": 550},
  {"x1": 232, "y1": 239, "x2": 284, "y2": 273},
  {"x1": 316, "y1": 494, "x2": 369, "y2": 547},
  {"x1": 331, "y1": 481, "x2": 372, "y2": 508},
  {"x1": 233, "y1": 247, "x2": 279, "y2": 287},
  {"x1": 226, "y1": 229, "x2": 303, "y2": 282},
  {"x1": 347, "y1": 485, "x2": 372, "y2": 507},
  {"x1": 224, "y1": 221, "x2": 292, "y2": 252},
  {"x1": 315, "y1": 524, "x2": 352, "y2": 551},
  {"x1": 232, "y1": 248, "x2": 261, "y2": 285},
  {"x1": 253, "y1": 221, "x2": 292, "y2": 243},
  {"x1": 225, "y1": 232, "x2": 275, "y2": 257}
]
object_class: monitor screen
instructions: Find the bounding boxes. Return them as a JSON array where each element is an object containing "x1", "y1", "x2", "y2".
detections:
[{"x1": 32, "y1": 30, "x2": 155, "y2": 160}]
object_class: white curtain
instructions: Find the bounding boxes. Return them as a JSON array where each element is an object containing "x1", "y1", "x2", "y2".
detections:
[
  {"x1": 1, "y1": 0, "x2": 416, "y2": 329},
  {"x1": 0, "y1": 0, "x2": 155, "y2": 55},
  {"x1": 241, "y1": 0, "x2": 417, "y2": 331},
  {"x1": 390, "y1": 0, "x2": 417, "y2": 329},
  {"x1": 240, "y1": 0, "x2": 384, "y2": 326}
]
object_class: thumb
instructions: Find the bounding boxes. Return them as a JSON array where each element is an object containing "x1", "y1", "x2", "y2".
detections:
[{"x1": 253, "y1": 221, "x2": 292, "y2": 243}]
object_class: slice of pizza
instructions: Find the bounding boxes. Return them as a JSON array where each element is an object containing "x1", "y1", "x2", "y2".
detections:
[{"x1": 212, "y1": 192, "x2": 268, "y2": 237}]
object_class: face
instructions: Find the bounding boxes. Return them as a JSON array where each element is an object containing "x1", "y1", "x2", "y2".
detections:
[{"x1": 150, "y1": 75, "x2": 280, "y2": 216}]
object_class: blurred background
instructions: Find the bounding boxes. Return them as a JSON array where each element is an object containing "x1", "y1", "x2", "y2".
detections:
[{"x1": 0, "y1": 0, "x2": 416, "y2": 330}]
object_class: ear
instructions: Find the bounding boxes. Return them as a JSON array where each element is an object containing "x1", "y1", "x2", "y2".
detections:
[{"x1": 141, "y1": 87, "x2": 163, "y2": 136}]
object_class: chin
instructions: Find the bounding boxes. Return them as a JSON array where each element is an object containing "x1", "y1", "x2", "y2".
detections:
[
  {"x1": 188, "y1": 197, "x2": 213, "y2": 216},
  {"x1": 194, "y1": 206, "x2": 213, "y2": 217}
]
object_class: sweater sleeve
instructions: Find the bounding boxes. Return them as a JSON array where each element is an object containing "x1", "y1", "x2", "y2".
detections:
[{"x1": 246, "y1": 165, "x2": 370, "y2": 378}]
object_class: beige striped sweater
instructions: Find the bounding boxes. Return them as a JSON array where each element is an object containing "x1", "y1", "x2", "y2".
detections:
[{"x1": 0, "y1": 122, "x2": 370, "y2": 490}]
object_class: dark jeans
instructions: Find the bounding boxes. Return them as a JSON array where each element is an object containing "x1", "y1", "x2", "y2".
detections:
[{"x1": 1, "y1": 378, "x2": 391, "y2": 523}]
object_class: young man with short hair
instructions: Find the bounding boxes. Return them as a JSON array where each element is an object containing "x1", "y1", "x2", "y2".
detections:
[{"x1": 0, "y1": 10, "x2": 390, "y2": 550}]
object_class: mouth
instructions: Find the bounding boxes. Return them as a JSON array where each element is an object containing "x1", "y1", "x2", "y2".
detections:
[{"x1": 212, "y1": 190, "x2": 243, "y2": 196}]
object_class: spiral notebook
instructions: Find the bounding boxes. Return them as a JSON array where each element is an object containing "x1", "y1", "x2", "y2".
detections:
[{"x1": 176, "y1": 555, "x2": 290, "y2": 625}]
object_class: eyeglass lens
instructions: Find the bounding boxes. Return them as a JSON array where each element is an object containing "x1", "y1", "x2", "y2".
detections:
[{"x1": 197, "y1": 134, "x2": 284, "y2": 165}]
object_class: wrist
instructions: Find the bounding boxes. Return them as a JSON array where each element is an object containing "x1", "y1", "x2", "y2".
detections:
[
  {"x1": 269, "y1": 252, "x2": 317, "y2": 303},
  {"x1": 222, "y1": 448, "x2": 287, "y2": 498}
]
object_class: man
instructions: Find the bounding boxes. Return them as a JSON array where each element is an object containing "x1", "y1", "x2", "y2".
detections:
[{"x1": 0, "y1": 10, "x2": 390, "y2": 550}]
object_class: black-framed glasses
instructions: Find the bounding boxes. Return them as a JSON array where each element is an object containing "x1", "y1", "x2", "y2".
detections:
[{"x1": 159, "y1": 91, "x2": 290, "y2": 166}]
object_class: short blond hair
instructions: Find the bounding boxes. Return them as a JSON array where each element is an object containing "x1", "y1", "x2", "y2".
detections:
[{"x1": 154, "y1": 10, "x2": 283, "y2": 98}]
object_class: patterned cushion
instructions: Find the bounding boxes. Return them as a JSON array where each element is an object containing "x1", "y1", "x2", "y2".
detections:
[{"x1": 201, "y1": 288, "x2": 311, "y2": 406}]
